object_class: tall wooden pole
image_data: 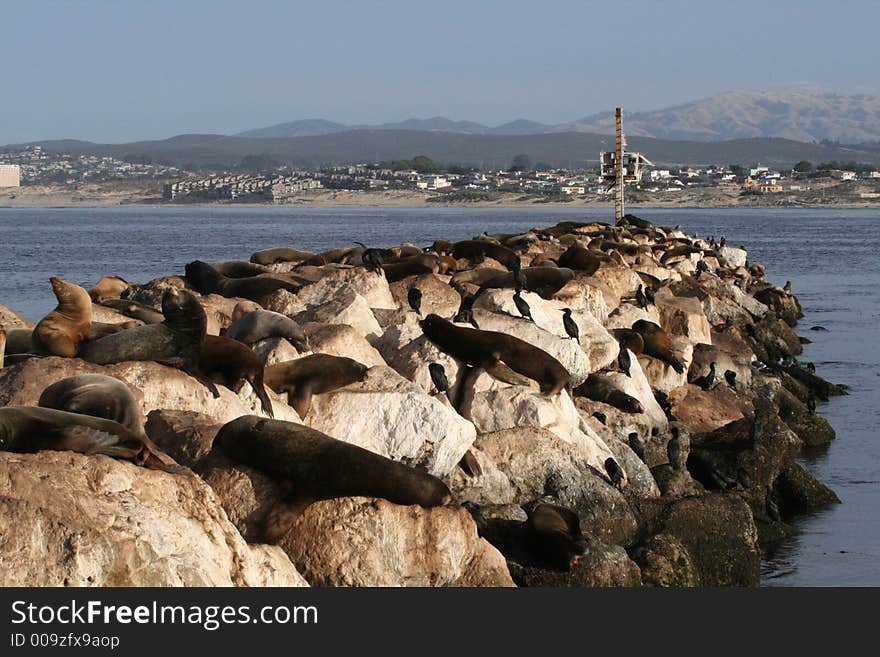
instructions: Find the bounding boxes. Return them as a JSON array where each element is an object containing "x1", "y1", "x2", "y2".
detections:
[{"x1": 615, "y1": 107, "x2": 624, "y2": 224}]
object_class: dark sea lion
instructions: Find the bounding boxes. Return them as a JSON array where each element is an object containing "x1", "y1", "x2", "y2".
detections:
[
  {"x1": 632, "y1": 319, "x2": 685, "y2": 373},
  {"x1": 419, "y1": 313, "x2": 570, "y2": 395},
  {"x1": 381, "y1": 253, "x2": 441, "y2": 283},
  {"x1": 214, "y1": 415, "x2": 453, "y2": 542},
  {"x1": 300, "y1": 247, "x2": 356, "y2": 267},
  {"x1": 557, "y1": 244, "x2": 601, "y2": 275},
  {"x1": 32, "y1": 277, "x2": 92, "y2": 357},
  {"x1": 224, "y1": 309, "x2": 310, "y2": 351},
  {"x1": 611, "y1": 328, "x2": 645, "y2": 355},
  {"x1": 0, "y1": 406, "x2": 179, "y2": 472},
  {"x1": 524, "y1": 502, "x2": 588, "y2": 571},
  {"x1": 211, "y1": 260, "x2": 273, "y2": 278},
  {"x1": 574, "y1": 375, "x2": 644, "y2": 413},
  {"x1": 86, "y1": 321, "x2": 140, "y2": 340},
  {"x1": 452, "y1": 240, "x2": 520, "y2": 271},
  {"x1": 79, "y1": 290, "x2": 210, "y2": 392},
  {"x1": 185, "y1": 260, "x2": 300, "y2": 303},
  {"x1": 264, "y1": 354, "x2": 369, "y2": 418},
  {"x1": 3, "y1": 327, "x2": 34, "y2": 355},
  {"x1": 88, "y1": 275, "x2": 130, "y2": 301},
  {"x1": 431, "y1": 239, "x2": 453, "y2": 255},
  {"x1": 38, "y1": 373, "x2": 145, "y2": 436},
  {"x1": 97, "y1": 298, "x2": 164, "y2": 324},
  {"x1": 0, "y1": 325, "x2": 5, "y2": 369},
  {"x1": 479, "y1": 267, "x2": 575, "y2": 298},
  {"x1": 250, "y1": 247, "x2": 315, "y2": 265},
  {"x1": 200, "y1": 335, "x2": 273, "y2": 417}
]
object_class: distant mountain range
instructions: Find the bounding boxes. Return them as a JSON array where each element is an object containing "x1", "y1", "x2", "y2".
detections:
[{"x1": 237, "y1": 92, "x2": 880, "y2": 143}]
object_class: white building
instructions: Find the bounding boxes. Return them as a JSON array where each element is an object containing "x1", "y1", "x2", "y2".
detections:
[{"x1": 0, "y1": 164, "x2": 21, "y2": 188}]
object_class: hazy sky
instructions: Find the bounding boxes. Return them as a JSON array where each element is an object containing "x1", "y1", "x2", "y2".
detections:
[{"x1": 2, "y1": 0, "x2": 878, "y2": 144}]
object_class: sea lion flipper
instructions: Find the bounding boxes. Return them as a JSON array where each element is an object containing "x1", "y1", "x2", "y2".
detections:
[
  {"x1": 263, "y1": 498, "x2": 308, "y2": 544},
  {"x1": 290, "y1": 385, "x2": 313, "y2": 419},
  {"x1": 458, "y1": 450, "x2": 482, "y2": 477},
  {"x1": 483, "y1": 359, "x2": 531, "y2": 387}
]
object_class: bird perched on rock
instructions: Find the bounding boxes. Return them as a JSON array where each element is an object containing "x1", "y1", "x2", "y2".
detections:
[
  {"x1": 407, "y1": 286, "x2": 422, "y2": 315},
  {"x1": 667, "y1": 428, "x2": 682, "y2": 470},
  {"x1": 355, "y1": 241, "x2": 384, "y2": 274},
  {"x1": 724, "y1": 370, "x2": 737, "y2": 389},
  {"x1": 454, "y1": 294, "x2": 479, "y2": 329},
  {"x1": 617, "y1": 340, "x2": 632, "y2": 377},
  {"x1": 696, "y1": 260, "x2": 711, "y2": 275},
  {"x1": 628, "y1": 432, "x2": 645, "y2": 461},
  {"x1": 693, "y1": 361, "x2": 717, "y2": 390},
  {"x1": 783, "y1": 281, "x2": 792, "y2": 294},
  {"x1": 428, "y1": 362, "x2": 449, "y2": 393},
  {"x1": 806, "y1": 362, "x2": 816, "y2": 373},
  {"x1": 644, "y1": 286, "x2": 656, "y2": 304},
  {"x1": 513, "y1": 291, "x2": 533, "y2": 321},
  {"x1": 604, "y1": 458, "x2": 625, "y2": 489},
  {"x1": 635, "y1": 285, "x2": 649, "y2": 310},
  {"x1": 561, "y1": 308, "x2": 579, "y2": 341}
]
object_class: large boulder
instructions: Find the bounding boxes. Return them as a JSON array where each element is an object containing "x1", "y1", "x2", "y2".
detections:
[
  {"x1": 653, "y1": 287, "x2": 712, "y2": 346},
  {"x1": 303, "y1": 323, "x2": 386, "y2": 366},
  {"x1": 0, "y1": 451, "x2": 306, "y2": 587},
  {"x1": 312, "y1": 266, "x2": 397, "y2": 310},
  {"x1": 293, "y1": 282, "x2": 381, "y2": 341},
  {"x1": 0, "y1": 304, "x2": 32, "y2": 329},
  {"x1": 668, "y1": 384, "x2": 746, "y2": 435},
  {"x1": 390, "y1": 273, "x2": 459, "y2": 318},
  {"x1": 508, "y1": 540, "x2": 642, "y2": 587},
  {"x1": 306, "y1": 366, "x2": 476, "y2": 478}
]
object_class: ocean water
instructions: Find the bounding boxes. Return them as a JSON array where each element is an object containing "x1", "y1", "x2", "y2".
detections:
[{"x1": 0, "y1": 205, "x2": 877, "y2": 586}]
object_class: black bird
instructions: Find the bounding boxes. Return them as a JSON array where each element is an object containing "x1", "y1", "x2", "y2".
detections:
[
  {"x1": 651, "y1": 426, "x2": 659, "y2": 437},
  {"x1": 724, "y1": 370, "x2": 737, "y2": 389},
  {"x1": 513, "y1": 291, "x2": 533, "y2": 321},
  {"x1": 592, "y1": 411, "x2": 607, "y2": 425},
  {"x1": 644, "y1": 286, "x2": 656, "y2": 304},
  {"x1": 783, "y1": 281, "x2": 792, "y2": 294},
  {"x1": 454, "y1": 294, "x2": 479, "y2": 328},
  {"x1": 628, "y1": 432, "x2": 645, "y2": 461},
  {"x1": 355, "y1": 241, "x2": 384, "y2": 274},
  {"x1": 667, "y1": 429, "x2": 682, "y2": 470},
  {"x1": 617, "y1": 341, "x2": 632, "y2": 377},
  {"x1": 407, "y1": 286, "x2": 422, "y2": 315},
  {"x1": 807, "y1": 394, "x2": 817, "y2": 413},
  {"x1": 635, "y1": 285, "x2": 649, "y2": 310},
  {"x1": 604, "y1": 457, "x2": 624, "y2": 489},
  {"x1": 561, "y1": 308, "x2": 579, "y2": 341},
  {"x1": 693, "y1": 362, "x2": 716, "y2": 391},
  {"x1": 428, "y1": 362, "x2": 449, "y2": 393},
  {"x1": 696, "y1": 259, "x2": 711, "y2": 274},
  {"x1": 719, "y1": 236, "x2": 726, "y2": 247},
  {"x1": 806, "y1": 362, "x2": 816, "y2": 373}
]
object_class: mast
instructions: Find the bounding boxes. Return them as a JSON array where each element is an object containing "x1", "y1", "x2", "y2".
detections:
[{"x1": 615, "y1": 106, "x2": 624, "y2": 224}]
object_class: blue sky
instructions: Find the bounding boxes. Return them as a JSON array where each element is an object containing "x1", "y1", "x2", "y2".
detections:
[{"x1": 1, "y1": 0, "x2": 878, "y2": 143}]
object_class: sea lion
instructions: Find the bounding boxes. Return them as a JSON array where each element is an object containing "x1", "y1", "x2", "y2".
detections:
[
  {"x1": 78, "y1": 289, "x2": 211, "y2": 391},
  {"x1": 557, "y1": 244, "x2": 601, "y2": 275},
  {"x1": 381, "y1": 253, "x2": 441, "y2": 283},
  {"x1": 37, "y1": 374, "x2": 145, "y2": 436},
  {"x1": 212, "y1": 261, "x2": 273, "y2": 278},
  {"x1": 0, "y1": 325, "x2": 5, "y2": 369},
  {"x1": 250, "y1": 247, "x2": 315, "y2": 265},
  {"x1": 97, "y1": 298, "x2": 164, "y2": 324},
  {"x1": 264, "y1": 354, "x2": 369, "y2": 418},
  {"x1": 419, "y1": 313, "x2": 570, "y2": 395},
  {"x1": 611, "y1": 328, "x2": 644, "y2": 355},
  {"x1": 86, "y1": 321, "x2": 140, "y2": 340},
  {"x1": 300, "y1": 247, "x2": 356, "y2": 266},
  {"x1": 574, "y1": 375, "x2": 644, "y2": 413},
  {"x1": 213, "y1": 415, "x2": 453, "y2": 542},
  {"x1": 452, "y1": 239, "x2": 520, "y2": 271},
  {"x1": 32, "y1": 277, "x2": 92, "y2": 357},
  {"x1": 184, "y1": 260, "x2": 300, "y2": 303},
  {"x1": 88, "y1": 275, "x2": 129, "y2": 301},
  {"x1": 224, "y1": 309, "x2": 310, "y2": 351},
  {"x1": 479, "y1": 267, "x2": 575, "y2": 299},
  {"x1": 3, "y1": 327, "x2": 34, "y2": 355},
  {"x1": 0, "y1": 405, "x2": 179, "y2": 472},
  {"x1": 524, "y1": 502, "x2": 588, "y2": 571},
  {"x1": 632, "y1": 320, "x2": 685, "y2": 373},
  {"x1": 200, "y1": 335, "x2": 273, "y2": 417}
]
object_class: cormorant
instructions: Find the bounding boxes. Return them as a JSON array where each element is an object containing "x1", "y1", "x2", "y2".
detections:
[
  {"x1": 407, "y1": 286, "x2": 422, "y2": 315},
  {"x1": 561, "y1": 308, "x2": 579, "y2": 341}
]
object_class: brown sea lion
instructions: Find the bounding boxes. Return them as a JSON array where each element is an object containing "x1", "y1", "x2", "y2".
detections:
[
  {"x1": 184, "y1": 260, "x2": 301, "y2": 303},
  {"x1": 0, "y1": 325, "x2": 5, "y2": 369},
  {"x1": 88, "y1": 275, "x2": 129, "y2": 301},
  {"x1": 38, "y1": 374, "x2": 145, "y2": 436},
  {"x1": 96, "y1": 298, "x2": 164, "y2": 324},
  {"x1": 78, "y1": 290, "x2": 211, "y2": 393},
  {"x1": 3, "y1": 327, "x2": 33, "y2": 355},
  {"x1": 437, "y1": 255, "x2": 458, "y2": 275},
  {"x1": 479, "y1": 267, "x2": 575, "y2": 299},
  {"x1": 557, "y1": 244, "x2": 601, "y2": 275},
  {"x1": 264, "y1": 354, "x2": 369, "y2": 418},
  {"x1": 214, "y1": 415, "x2": 453, "y2": 542},
  {"x1": 452, "y1": 239, "x2": 520, "y2": 271},
  {"x1": 611, "y1": 328, "x2": 645, "y2": 355},
  {"x1": 419, "y1": 313, "x2": 570, "y2": 395},
  {"x1": 632, "y1": 319, "x2": 685, "y2": 373},
  {"x1": 381, "y1": 253, "x2": 441, "y2": 283},
  {"x1": 250, "y1": 247, "x2": 315, "y2": 265},
  {"x1": 573, "y1": 375, "x2": 644, "y2": 413},
  {"x1": 32, "y1": 277, "x2": 92, "y2": 357},
  {"x1": 431, "y1": 239, "x2": 453, "y2": 255},
  {"x1": 224, "y1": 309, "x2": 309, "y2": 351},
  {"x1": 0, "y1": 405, "x2": 180, "y2": 472},
  {"x1": 200, "y1": 335, "x2": 273, "y2": 417},
  {"x1": 525, "y1": 502, "x2": 588, "y2": 571},
  {"x1": 211, "y1": 260, "x2": 273, "y2": 278},
  {"x1": 300, "y1": 247, "x2": 356, "y2": 267}
]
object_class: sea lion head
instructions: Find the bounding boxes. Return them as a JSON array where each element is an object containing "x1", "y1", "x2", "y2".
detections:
[
  {"x1": 184, "y1": 260, "x2": 222, "y2": 293},
  {"x1": 161, "y1": 288, "x2": 207, "y2": 338},
  {"x1": 49, "y1": 277, "x2": 91, "y2": 313},
  {"x1": 418, "y1": 313, "x2": 447, "y2": 336}
]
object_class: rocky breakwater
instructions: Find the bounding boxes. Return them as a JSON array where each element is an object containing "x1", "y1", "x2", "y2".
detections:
[{"x1": 0, "y1": 215, "x2": 844, "y2": 587}]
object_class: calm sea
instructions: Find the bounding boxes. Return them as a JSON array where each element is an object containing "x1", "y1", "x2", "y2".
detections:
[{"x1": 1, "y1": 205, "x2": 878, "y2": 586}]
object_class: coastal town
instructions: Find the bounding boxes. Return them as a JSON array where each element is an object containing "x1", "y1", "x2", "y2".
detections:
[{"x1": 1, "y1": 144, "x2": 879, "y2": 206}]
